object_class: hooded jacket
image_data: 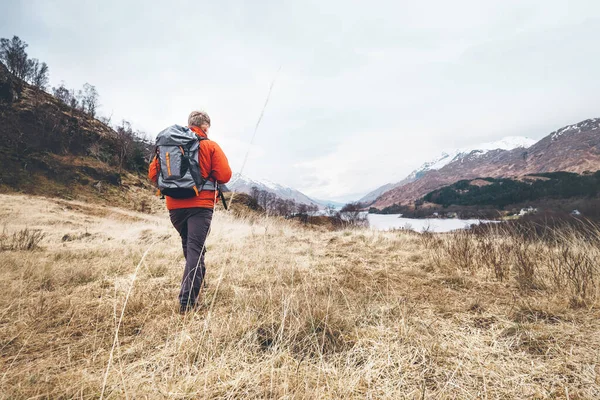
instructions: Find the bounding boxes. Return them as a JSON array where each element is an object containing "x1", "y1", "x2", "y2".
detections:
[{"x1": 148, "y1": 126, "x2": 232, "y2": 210}]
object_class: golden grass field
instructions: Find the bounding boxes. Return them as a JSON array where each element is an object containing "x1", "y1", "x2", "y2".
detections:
[{"x1": 1, "y1": 193, "x2": 599, "y2": 399}]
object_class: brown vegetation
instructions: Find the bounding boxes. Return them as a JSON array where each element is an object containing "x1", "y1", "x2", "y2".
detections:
[
  {"x1": 1, "y1": 45, "x2": 155, "y2": 213},
  {"x1": 424, "y1": 221, "x2": 600, "y2": 307},
  {"x1": 1, "y1": 193, "x2": 599, "y2": 398}
]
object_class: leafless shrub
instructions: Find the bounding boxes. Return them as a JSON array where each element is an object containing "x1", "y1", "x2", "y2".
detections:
[
  {"x1": 424, "y1": 221, "x2": 600, "y2": 304},
  {"x1": 430, "y1": 246, "x2": 447, "y2": 271},
  {"x1": 512, "y1": 240, "x2": 545, "y2": 290},
  {"x1": 444, "y1": 230, "x2": 476, "y2": 272},
  {"x1": 476, "y1": 233, "x2": 511, "y2": 282},
  {"x1": 339, "y1": 202, "x2": 369, "y2": 228},
  {"x1": 558, "y1": 245, "x2": 596, "y2": 306},
  {"x1": 0, "y1": 228, "x2": 45, "y2": 251},
  {"x1": 419, "y1": 230, "x2": 441, "y2": 249}
]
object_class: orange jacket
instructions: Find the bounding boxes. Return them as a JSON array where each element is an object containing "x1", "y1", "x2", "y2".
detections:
[{"x1": 148, "y1": 126, "x2": 232, "y2": 210}]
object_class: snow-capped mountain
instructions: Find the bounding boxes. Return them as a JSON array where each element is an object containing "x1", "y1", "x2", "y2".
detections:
[
  {"x1": 359, "y1": 136, "x2": 535, "y2": 204},
  {"x1": 372, "y1": 118, "x2": 600, "y2": 208},
  {"x1": 225, "y1": 173, "x2": 320, "y2": 207},
  {"x1": 409, "y1": 136, "x2": 536, "y2": 179},
  {"x1": 550, "y1": 118, "x2": 600, "y2": 140},
  {"x1": 358, "y1": 182, "x2": 400, "y2": 205}
]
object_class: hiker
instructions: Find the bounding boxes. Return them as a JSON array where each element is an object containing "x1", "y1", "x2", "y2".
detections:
[{"x1": 148, "y1": 111, "x2": 232, "y2": 313}]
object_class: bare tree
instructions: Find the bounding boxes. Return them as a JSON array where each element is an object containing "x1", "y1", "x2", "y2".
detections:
[
  {"x1": 51, "y1": 81, "x2": 99, "y2": 117},
  {"x1": 286, "y1": 200, "x2": 297, "y2": 215},
  {"x1": 325, "y1": 204, "x2": 337, "y2": 217},
  {"x1": 248, "y1": 187, "x2": 303, "y2": 217},
  {"x1": 52, "y1": 82, "x2": 71, "y2": 104},
  {"x1": 340, "y1": 202, "x2": 369, "y2": 227},
  {"x1": 69, "y1": 89, "x2": 81, "y2": 110},
  {"x1": 297, "y1": 203, "x2": 309, "y2": 214},
  {"x1": 115, "y1": 120, "x2": 134, "y2": 173},
  {"x1": 0, "y1": 36, "x2": 29, "y2": 80},
  {"x1": 26, "y1": 58, "x2": 49, "y2": 90},
  {"x1": 81, "y1": 83, "x2": 99, "y2": 117},
  {"x1": 265, "y1": 192, "x2": 276, "y2": 214}
]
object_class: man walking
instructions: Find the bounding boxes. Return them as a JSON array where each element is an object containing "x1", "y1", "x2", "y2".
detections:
[{"x1": 148, "y1": 111, "x2": 232, "y2": 313}]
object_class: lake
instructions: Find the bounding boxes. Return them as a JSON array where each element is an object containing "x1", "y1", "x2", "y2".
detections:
[{"x1": 368, "y1": 214, "x2": 491, "y2": 233}]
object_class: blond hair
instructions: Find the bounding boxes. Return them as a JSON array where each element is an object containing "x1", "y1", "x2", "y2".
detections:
[{"x1": 188, "y1": 111, "x2": 211, "y2": 128}]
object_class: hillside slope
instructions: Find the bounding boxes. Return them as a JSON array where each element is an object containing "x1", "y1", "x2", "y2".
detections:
[
  {"x1": 373, "y1": 118, "x2": 600, "y2": 208},
  {"x1": 226, "y1": 173, "x2": 320, "y2": 207},
  {"x1": 0, "y1": 62, "x2": 156, "y2": 211},
  {"x1": 360, "y1": 136, "x2": 535, "y2": 205}
]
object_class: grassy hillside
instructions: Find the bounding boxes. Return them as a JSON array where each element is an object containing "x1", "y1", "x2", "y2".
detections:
[{"x1": 1, "y1": 193, "x2": 599, "y2": 398}]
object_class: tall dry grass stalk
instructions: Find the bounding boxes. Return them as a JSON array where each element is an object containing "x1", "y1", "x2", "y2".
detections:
[
  {"x1": 1, "y1": 194, "x2": 599, "y2": 399},
  {"x1": 424, "y1": 221, "x2": 600, "y2": 306}
]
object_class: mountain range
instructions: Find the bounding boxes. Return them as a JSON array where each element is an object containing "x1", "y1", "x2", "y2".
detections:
[
  {"x1": 225, "y1": 173, "x2": 321, "y2": 208},
  {"x1": 370, "y1": 118, "x2": 600, "y2": 209},
  {"x1": 359, "y1": 136, "x2": 536, "y2": 204},
  {"x1": 229, "y1": 118, "x2": 600, "y2": 211}
]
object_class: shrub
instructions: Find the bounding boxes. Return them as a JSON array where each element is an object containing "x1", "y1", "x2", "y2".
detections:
[
  {"x1": 476, "y1": 233, "x2": 511, "y2": 282},
  {"x1": 0, "y1": 228, "x2": 45, "y2": 251},
  {"x1": 444, "y1": 230, "x2": 477, "y2": 272}
]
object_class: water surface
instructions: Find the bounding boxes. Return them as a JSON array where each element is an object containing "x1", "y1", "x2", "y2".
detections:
[{"x1": 368, "y1": 214, "x2": 490, "y2": 233}]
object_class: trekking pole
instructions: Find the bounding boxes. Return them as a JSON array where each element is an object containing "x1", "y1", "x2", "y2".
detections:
[{"x1": 218, "y1": 185, "x2": 228, "y2": 211}]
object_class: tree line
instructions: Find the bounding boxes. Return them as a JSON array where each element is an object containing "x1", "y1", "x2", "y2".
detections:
[
  {"x1": 247, "y1": 187, "x2": 368, "y2": 227},
  {"x1": 423, "y1": 171, "x2": 600, "y2": 208},
  {"x1": 0, "y1": 35, "x2": 99, "y2": 117},
  {"x1": 0, "y1": 36, "x2": 48, "y2": 90},
  {"x1": 249, "y1": 186, "x2": 319, "y2": 217}
]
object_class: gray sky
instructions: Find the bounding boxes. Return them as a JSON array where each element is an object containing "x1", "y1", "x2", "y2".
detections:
[{"x1": 2, "y1": 0, "x2": 599, "y2": 202}]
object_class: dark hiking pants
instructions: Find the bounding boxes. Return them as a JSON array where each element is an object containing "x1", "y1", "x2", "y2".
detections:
[{"x1": 169, "y1": 207, "x2": 213, "y2": 307}]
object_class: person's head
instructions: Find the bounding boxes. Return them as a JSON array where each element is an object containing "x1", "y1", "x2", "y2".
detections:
[{"x1": 188, "y1": 111, "x2": 211, "y2": 134}]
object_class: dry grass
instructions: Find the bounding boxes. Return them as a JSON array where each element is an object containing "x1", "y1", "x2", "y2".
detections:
[
  {"x1": 1, "y1": 194, "x2": 599, "y2": 399},
  {"x1": 426, "y1": 223, "x2": 600, "y2": 306}
]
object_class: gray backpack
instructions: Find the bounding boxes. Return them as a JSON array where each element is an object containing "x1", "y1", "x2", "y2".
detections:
[{"x1": 155, "y1": 125, "x2": 215, "y2": 198}]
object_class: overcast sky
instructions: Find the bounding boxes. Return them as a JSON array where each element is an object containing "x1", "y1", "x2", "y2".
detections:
[{"x1": 2, "y1": 1, "x2": 599, "y2": 202}]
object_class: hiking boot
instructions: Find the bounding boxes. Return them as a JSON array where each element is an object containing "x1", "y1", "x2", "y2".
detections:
[{"x1": 179, "y1": 302, "x2": 196, "y2": 315}]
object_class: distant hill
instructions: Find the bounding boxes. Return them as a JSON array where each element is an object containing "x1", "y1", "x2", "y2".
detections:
[
  {"x1": 310, "y1": 198, "x2": 346, "y2": 209},
  {"x1": 0, "y1": 62, "x2": 156, "y2": 211},
  {"x1": 372, "y1": 118, "x2": 600, "y2": 208},
  {"x1": 360, "y1": 136, "x2": 535, "y2": 204},
  {"x1": 225, "y1": 173, "x2": 321, "y2": 207}
]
